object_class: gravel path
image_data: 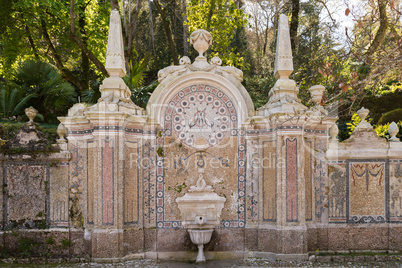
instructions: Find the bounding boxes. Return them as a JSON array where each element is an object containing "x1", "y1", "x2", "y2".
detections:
[{"x1": 1, "y1": 258, "x2": 401, "y2": 268}]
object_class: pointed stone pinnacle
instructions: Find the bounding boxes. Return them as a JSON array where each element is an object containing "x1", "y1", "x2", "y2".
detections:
[
  {"x1": 274, "y1": 14, "x2": 293, "y2": 79},
  {"x1": 105, "y1": 9, "x2": 126, "y2": 77}
]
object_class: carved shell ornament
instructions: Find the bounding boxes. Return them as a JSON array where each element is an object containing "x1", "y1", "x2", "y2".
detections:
[{"x1": 190, "y1": 29, "x2": 213, "y2": 57}]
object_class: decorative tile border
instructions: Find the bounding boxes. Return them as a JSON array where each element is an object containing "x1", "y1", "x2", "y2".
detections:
[
  {"x1": 246, "y1": 139, "x2": 259, "y2": 222},
  {"x1": 143, "y1": 140, "x2": 156, "y2": 225},
  {"x1": 246, "y1": 127, "x2": 327, "y2": 135}
]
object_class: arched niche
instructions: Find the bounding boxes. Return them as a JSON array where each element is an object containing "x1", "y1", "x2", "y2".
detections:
[{"x1": 147, "y1": 71, "x2": 254, "y2": 128}]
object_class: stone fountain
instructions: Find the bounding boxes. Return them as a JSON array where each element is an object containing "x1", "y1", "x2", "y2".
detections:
[{"x1": 176, "y1": 173, "x2": 226, "y2": 263}]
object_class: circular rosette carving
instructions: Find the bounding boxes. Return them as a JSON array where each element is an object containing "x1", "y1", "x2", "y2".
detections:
[{"x1": 165, "y1": 85, "x2": 236, "y2": 149}]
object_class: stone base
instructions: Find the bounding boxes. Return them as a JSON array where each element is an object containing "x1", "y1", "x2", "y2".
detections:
[
  {"x1": 307, "y1": 225, "x2": 402, "y2": 252},
  {"x1": 91, "y1": 229, "x2": 124, "y2": 258},
  {"x1": 0, "y1": 229, "x2": 85, "y2": 258}
]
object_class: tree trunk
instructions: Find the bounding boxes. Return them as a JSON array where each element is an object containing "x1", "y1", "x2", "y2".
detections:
[
  {"x1": 206, "y1": 0, "x2": 216, "y2": 30},
  {"x1": 79, "y1": 2, "x2": 90, "y2": 93},
  {"x1": 68, "y1": 33, "x2": 109, "y2": 77},
  {"x1": 25, "y1": 25, "x2": 39, "y2": 59},
  {"x1": 127, "y1": 0, "x2": 142, "y2": 69},
  {"x1": 182, "y1": 0, "x2": 189, "y2": 56},
  {"x1": 148, "y1": 0, "x2": 158, "y2": 65},
  {"x1": 110, "y1": 0, "x2": 119, "y2": 10},
  {"x1": 153, "y1": 0, "x2": 179, "y2": 65},
  {"x1": 289, "y1": 0, "x2": 300, "y2": 51},
  {"x1": 366, "y1": 0, "x2": 389, "y2": 57}
]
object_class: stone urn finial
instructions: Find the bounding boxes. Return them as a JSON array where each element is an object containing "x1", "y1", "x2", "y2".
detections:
[
  {"x1": 190, "y1": 29, "x2": 212, "y2": 58},
  {"x1": 357, "y1": 107, "x2": 369, "y2": 122},
  {"x1": 389, "y1": 121, "x2": 400, "y2": 142},
  {"x1": 57, "y1": 123, "x2": 67, "y2": 144},
  {"x1": 356, "y1": 107, "x2": 371, "y2": 129},
  {"x1": 308, "y1": 85, "x2": 325, "y2": 105},
  {"x1": 329, "y1": 124, "x2": 339, "y2": 142},
  {"x1": 25, "y1": 106, "x2": 38, "y2": 122}
]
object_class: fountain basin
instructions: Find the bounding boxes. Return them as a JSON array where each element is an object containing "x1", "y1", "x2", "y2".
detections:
[{"x1": 188, "y1": 229, "x2": 213, "y2": 263}]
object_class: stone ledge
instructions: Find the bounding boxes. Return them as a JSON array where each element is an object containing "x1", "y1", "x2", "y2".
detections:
[
  {"x1": 143, "y1": 251, "x2": 246, "y2": 261},
  {"x1": 311, "y1": 254, "x2": 402, "y2": 263}
]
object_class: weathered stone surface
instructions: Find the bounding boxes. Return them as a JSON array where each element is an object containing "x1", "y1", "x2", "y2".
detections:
[
  {"x1": 273, "y1": 14, "x2": 293, "y2": 79},
  {"x1": 328, "y1": 227, "x2": 349, "y2": 250},
  {"x1": 348, "y1": 226, "x2": 388, "y2": 250},
  {"x1": 123, "y1": 229, "x2": 144, "y2": 255},
  {"x1": 245, "y1": 228, "x2": 258, "y2": 251},
  {"x1": 258, "y1": 229, "x2": 277, "y2": 253},
  {"x1": 389, "y1": 226, "x2": 402, "y2": 250}
]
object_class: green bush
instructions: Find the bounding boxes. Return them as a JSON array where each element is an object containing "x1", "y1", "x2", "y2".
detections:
[
  {"x1": 377, "y1": 108, "x2": 402, "y2": 125},
  {"x1": 361, "y1": 89, "x2": 402, "y2": 123}
]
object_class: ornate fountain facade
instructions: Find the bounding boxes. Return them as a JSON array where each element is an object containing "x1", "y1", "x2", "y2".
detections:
[{"x1": 0, "y1": 10, "x2": 401, "y2": 262}]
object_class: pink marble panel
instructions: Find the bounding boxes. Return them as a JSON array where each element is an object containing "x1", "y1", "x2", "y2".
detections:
[
  {"x1": 102, "y1": 140, "x2": 114, "y2": 224},
  {"x1": 286, "y1": 138, "x2": 298, "y2": 222}
]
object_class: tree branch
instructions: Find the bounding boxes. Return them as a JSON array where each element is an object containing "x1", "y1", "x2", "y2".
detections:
[
  {"x1": 153, "y1": 0, "x2": 179, "y2": 65},
  {"x1": 68, "y1": 32, "x2": 109, "y2": 77},
  {"x1": 41, "y1": 19, "x2": 83, "y2": 92},
  {"x1": 365, "y1": 0, "x2": 389, "y2": 56}
]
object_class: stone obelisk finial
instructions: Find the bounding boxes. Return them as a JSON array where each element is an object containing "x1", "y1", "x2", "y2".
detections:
[
  {"x1": 274, "y1": 14, "x2": 293, "y2": 79},
  {"x1": 256, "y1": 14, "x2": 306, "y2": 116},
  {"x1": 86, "y1": 8, "x2": 143, "y2": 114},
  {"x1": 105, "y1": 9, "x2": 126, "y2": 78}
]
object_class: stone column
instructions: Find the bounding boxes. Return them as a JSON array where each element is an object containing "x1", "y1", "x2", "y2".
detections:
[{"x1": 59, "y1": 9, "x2": 143, "y2": 259}]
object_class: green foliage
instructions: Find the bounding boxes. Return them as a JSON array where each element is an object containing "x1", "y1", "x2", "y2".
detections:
[
  {"x1": 122, "y1": 55, "x2": 158, "y2": 109},
  {"x1": 45, "y1": 236, "x2": 55, "y2": 245},
  {"x1": 375, "y1": 122, "x2": 402, "y2": 141},
  {"x1": 361, "y1": 87, "x2": 402, "y2": 123},
  {"x1": 17, "y1": 236, "x2": 38, "y2": 258},
  {"x1": 243, "y1": 76, "x2": 275, "y2": 109},
  {"x1": 377, "y1": 108, "x2": 402, "y2": 125},
  {"x1": 11, "y1": 60, "x2": 77, "y2": 122},
  {"x1": 187, "y1": 0, "x2": 248, "y2": 67},
  {"x1": 0, "y1": 86, "x2": 36, "y2": 119},
  {"x1": 124, "y1": 55, "x2": 151, "y2": 90},
  {"x1": 168, "y1": 182, "x2": 187, "y2": 193},
  {"x1": 157, "y1": 146, "x2": 164, "y2": 157},
  {"x1": 82, "y1": 80, "x2": 102, "y2": 104},
  {"x1": 60, "y1": 238, "x2": 71, "y2": 249}
]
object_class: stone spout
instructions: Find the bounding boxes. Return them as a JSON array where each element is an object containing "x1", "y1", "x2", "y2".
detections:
[
  {"x1": 195, "y1": 216, "x2": 206, "y2": 226},
  {"x1": 176, "y1": 174, "x2": 226, "y2": 228}
]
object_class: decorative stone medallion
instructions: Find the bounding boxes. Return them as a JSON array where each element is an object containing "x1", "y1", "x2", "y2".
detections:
[{"x1": 164, "y1": 84, "x2": 237, "y2": 149}]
